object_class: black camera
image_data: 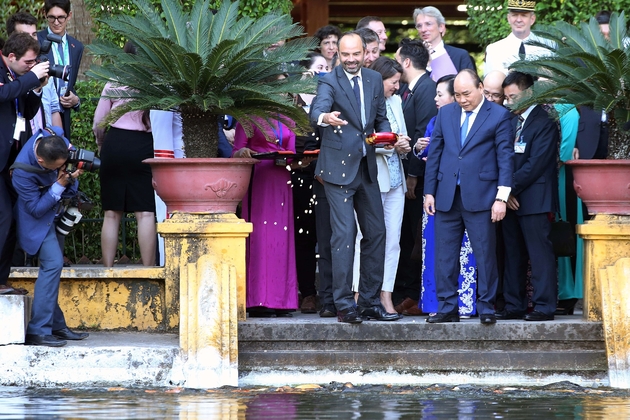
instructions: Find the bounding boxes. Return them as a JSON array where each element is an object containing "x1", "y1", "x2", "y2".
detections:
[
  {"x1": 38, "y1": 33, "x2": 71, "y2": 82},
  {"x1": 66, "y1": 148, "x2": 101, "y2": 173}
]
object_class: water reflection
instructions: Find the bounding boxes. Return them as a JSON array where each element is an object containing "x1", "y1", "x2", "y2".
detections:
[{"x1": 1, "y1": 386, "x2": 630, "y2": 419}]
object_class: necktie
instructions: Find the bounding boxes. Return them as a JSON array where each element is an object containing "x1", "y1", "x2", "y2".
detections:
[
  {"x1": 352, "y1": 76, "x2": 361, "y2": 110},
  {"x1": 402, "y1": 87, "x2": 410, "y2": 103},
  {"x1": 515, "y1": 115, "x2": 525, "y2": 142},
  {"x1": 57, "y1": 40, "x2": 65, "y2": 65},
  {"x1": 519, "y1": 42, "x2": 526, "y2": 59},
  {"x1": 56, "y1": 40, "x2": 67, "y2": 96},
  {"x1": 460, "y1": 111, "x2": 473, "y2": 146}
]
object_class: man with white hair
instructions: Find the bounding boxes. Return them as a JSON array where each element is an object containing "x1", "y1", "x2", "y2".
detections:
[{"x1": 413, "y1": 6, "x2": 476, "y2": 82}]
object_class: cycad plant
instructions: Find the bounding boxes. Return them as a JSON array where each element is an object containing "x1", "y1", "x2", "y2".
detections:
[
  {"x1": 510, "y1": 11, "x2": 630, "y2": 158},
  {"x1": 86, "y1": 0, "x2": 317, "y2": 158}
]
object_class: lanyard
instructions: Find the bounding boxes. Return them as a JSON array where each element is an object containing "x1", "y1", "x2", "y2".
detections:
[
  {"x1": 50, "y1": 32, "x2": 70, "y2": 66},
  {"x1": 271, "y1": 121, "x2": 283, "y2": 147}
]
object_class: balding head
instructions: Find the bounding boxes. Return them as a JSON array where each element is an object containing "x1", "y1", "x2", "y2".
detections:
[
  {"x1": 454, "y1": 69, "x2": 484, "y2": 111},
  {"x1": 483, "y1": 71, "x2": 506, "y2": 105}
]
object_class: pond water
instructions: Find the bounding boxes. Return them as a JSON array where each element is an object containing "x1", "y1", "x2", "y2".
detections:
[{"x1": 2, "y1": 383, "x2": 630, "y2": 419}]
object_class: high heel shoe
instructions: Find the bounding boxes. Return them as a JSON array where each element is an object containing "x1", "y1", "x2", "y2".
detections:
[{"x1": 555, "y1": 298, "x2": 578, "y2": 315}]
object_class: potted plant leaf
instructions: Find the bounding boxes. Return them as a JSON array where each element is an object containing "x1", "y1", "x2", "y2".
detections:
[
  {"x1": 510, "y1": 11, "x2": 630, "y2": 215},
  {"x1": 86, "y1": 0, "x2": 317, "y2": 212}
]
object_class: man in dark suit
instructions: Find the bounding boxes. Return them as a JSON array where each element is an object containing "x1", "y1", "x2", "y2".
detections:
[
  {"x1": 37, "y1": 0, "x2": 84, "y2": 139},
  {"x1": 413, "y1": 6, "x2": 476, "y2": 80},
  {"x1": 12, "y1": 129, "x2": 89, "y2": 346},
  {"x1": 498, "y1": 71, "x2": 559, "y2": 321},
  {"x1": 392, "y1": 38, "x2": 436, "y2": 313},
  {"x1": 311, "y1": 31, "x2": 397, "y2": 323},
  {"x1": 424, "y1": 69, "x2": 514, "y2": 324},
  {"x1": 0, "y1": 33, "x2": 49, "y2": 294}
]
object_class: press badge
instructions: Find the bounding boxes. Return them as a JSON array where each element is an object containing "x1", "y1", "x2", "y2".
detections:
[
  {"x1": 514, "y1": 140, "x2": 526, "y2": 154},
  {"x1": 13, "y1": 116, "x2": 25, "y2": 141}
]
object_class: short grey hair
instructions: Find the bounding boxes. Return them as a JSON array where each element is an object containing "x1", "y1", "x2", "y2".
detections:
[{"x1": 413, "y1": 6, "x2": 446, "y2": 26}]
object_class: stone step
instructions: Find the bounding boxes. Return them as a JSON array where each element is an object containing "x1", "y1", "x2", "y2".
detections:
[
  {"x1": 0, "y1": 295, "x2": 32, "y2": 345},
  {"x1": 238, "y1": 315, "x2": 607, "y2": 378}
]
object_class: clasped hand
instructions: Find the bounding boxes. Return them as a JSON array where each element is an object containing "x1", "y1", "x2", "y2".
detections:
[{"x1": 57, "y1": 167, "x2": 83, "y2": 187}]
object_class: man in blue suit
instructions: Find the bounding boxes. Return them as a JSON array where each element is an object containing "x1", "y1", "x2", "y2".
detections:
[
  {"x1": 498, "y1": 71, "x2": 559, "y2": 321},
  {"x1": 37, "y1": 0, "x2": 84, "y2": 139},
  {"x1": 311, "y1": 31, "x2": 397, "y2": 323},
  {"x1": 424, "y1": 69, "x2": 514, "y2": 324},
  {"x1": 12, "y1": 128, "x2": 89, "y2": 346}
]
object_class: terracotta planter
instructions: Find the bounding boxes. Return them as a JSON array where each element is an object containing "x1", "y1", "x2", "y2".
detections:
[
  {"x1": 144, "y1": 158, "x2": 257, "y2": 213},
  {"x1": 567, "y1": 159, "x2": 630, "y2": 215}
]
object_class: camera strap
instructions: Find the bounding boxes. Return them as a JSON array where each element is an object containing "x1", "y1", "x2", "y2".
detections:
[{"x1": 9, "y1": 162, "x2": 52, "y2": 174}]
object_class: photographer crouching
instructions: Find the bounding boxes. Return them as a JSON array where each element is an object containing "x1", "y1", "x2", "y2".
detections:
[{"x1": 11, "y1": 128, "x2": 89, "y2": 347}]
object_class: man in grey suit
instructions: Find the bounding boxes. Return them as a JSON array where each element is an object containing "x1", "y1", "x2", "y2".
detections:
[
  {"x1": 423, "y1": 69, "x2": 514, "y2": 325},
  {"x1": 311, "y1": 31, "x2": 398, "y2": 323}
]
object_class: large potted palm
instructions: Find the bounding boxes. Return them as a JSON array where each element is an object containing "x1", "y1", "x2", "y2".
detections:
[
  {"x1": 86, "y1": 0, "x2": 316, "y2": 212},
  {"x1": 510, "y1": 11, "x2": 630, "y2": 215}
]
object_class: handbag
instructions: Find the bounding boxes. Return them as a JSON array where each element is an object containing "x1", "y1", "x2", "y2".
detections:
[{"x1": 549, "y1": 216, "x2": 576, "y2": 257}]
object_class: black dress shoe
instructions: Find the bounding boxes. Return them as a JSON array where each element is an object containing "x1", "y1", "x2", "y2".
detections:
[
  {"x1": 555, "y1": 298, "x2": 578, "y2": 315},
  {"x1": 25, "y1": 334, "x2": 67, "y2": 347},
  {"x1": 52, "y1": 328, "x2": 89, "y2": 340},
  {"x1": 319, "y1": 306, "x2": 336, "y2": 318},
  {"x1": 525, "y1": 310, "x2": 554, "y2": 321},
  {"x1": 337, "y1": 308, "x2": 363, "y2": 323},
  {"x1": 495, "y1": 310, "x2": 525, "y2": 320},
  {"x1": 427, "y1": 311, "x2": 460, "y2": 323},
  {"x1": 480, "y1": 313, "x2": 497, "y2": 324},
  {"x1": 358, "y1": 305, "x2": 401, "y2": 321}
]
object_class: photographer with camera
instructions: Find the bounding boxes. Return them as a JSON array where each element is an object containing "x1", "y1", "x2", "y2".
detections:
[
  {"x1": 37, "y1": 0, "x2": 84, "y2": 139},
  {"x1": 11, "y1": 128, "x2": 89, "y2": 346},
  {"x1": 0, "y1": 33, "x2": 51, "y2": 294}
]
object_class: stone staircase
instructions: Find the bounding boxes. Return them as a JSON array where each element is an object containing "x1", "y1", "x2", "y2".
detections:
[{"x1": 238, "y1": 314, "x2": 608, "y2": 386}]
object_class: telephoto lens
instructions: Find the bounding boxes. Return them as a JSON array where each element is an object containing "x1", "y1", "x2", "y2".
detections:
[{"x1": 56, "y1": 207, "x2": 83, "y2": 236}]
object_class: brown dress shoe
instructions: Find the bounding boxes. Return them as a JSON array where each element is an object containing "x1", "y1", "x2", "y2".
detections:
[
  {"x1": 300, "y1": 295, "x2": 318, "y2": 314},
  {"x1": 394, "y1": 298, "x2": 418, "y2": 314},
  {"x1": 402, "y1": 304, "x2": 426, "y2": 316}
]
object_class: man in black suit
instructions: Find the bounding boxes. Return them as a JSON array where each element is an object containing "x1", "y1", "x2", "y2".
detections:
[
  {"x1": 392, "y1": 38, "x2": 437, "y2": 313},
  {"x1": 498, "y1": 71, "x2": 559, "y2": 321},
  {"x1": 0, "y1": 33, "x2": 49, "y2": 293},
  {"x1": 413, "y1": 6, "x2": 476, "y2": 80},
  {"x1": 311, "y1": 31, "x2": 397, "y2": 323},
  {"x1": 37, "y1": 0, "x2": 84, "y2": 139},
  {"x1": 424, "y1": 69, "x2": 514, "y2": 324}
]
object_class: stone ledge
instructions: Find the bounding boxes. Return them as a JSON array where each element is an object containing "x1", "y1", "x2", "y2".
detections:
[
  {"x1": 9, "y1": 266, "x2": 166, "y2": 279},
  {"x1": 0, "y1": 295, "x2": 31, "y2": 345}
]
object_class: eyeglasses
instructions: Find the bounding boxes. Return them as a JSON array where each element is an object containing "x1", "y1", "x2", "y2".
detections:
[
  {"x1": 47, "y1": 15, "x2": 67, "y2": 23},
  {"x1": 483, "y1": 90, "x2": 504, "y2": 100}
]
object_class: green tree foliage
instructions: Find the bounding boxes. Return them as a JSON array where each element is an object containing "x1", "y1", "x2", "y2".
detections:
[
  {"x1": 0, "y1": 1, "x2": 45, "y2": 39},
  {"x1": 466, "y1": 0, "x2": 630, "y2": 47},
  {"x1": 83, "y1": 0, "x2": 292, "y2": 44}
]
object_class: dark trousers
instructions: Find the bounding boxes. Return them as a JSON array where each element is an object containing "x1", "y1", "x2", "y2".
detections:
[
  {"x1": 434, "y1": 188, "x2": 498, "y2": 315},
  {"x1": 27, "y1": 223, "x2": 67, "y2": 335},
  {"x1": 502, "y1": 210, "x2": 557, "y2": 315},
  {"x1": 0, "y1": 170, "x2": 17, "y2": 284},
  {"x1": 291, "y1": 170, "x2": 317, "y2": 298},
  {"x1": 323, "y1": 159, "x2": 385, "y2": 311},
  {"x1": 314, "y1": 180, "x2": 334, "y2": 309},
  {"x1": 393, "y1": 177, "x2": 423, "y2": 304}
]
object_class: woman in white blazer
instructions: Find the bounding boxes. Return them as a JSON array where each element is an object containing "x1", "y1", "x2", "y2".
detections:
[{"x1": 370, "y1": 57, "x2": 412, "y2": 314}]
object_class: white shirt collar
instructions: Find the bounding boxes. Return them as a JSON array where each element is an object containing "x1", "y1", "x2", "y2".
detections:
[
  {"x1": 520, "y1": 105, "x2": 537, "y2": 122},
  {"x1": 343, "y1": 68, "x2": 363, "y2": 82}
]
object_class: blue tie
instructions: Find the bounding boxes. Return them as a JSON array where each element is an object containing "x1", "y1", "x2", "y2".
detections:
[
  {"x1": 460, "y1": 111, "x2": 473, "y2": 146},
  {"x1": 352, "y1": 76, "x2": 361, "y2": 110}
]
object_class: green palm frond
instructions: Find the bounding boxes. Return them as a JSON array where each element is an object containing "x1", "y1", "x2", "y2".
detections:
[{"x1": 87, "y1": 0, "x2": 318, "y2": 158}]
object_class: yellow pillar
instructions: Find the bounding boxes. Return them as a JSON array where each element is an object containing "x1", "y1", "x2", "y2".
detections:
[
  {"x1": 576, "y1": 215, "x2": 630, "y2": 321},
  {"x1": 159, "y1": 213, "x2": 252, "y2": 388},
  {"x1": 599, "y1": 258, "x2": 630, "y2": 388}
]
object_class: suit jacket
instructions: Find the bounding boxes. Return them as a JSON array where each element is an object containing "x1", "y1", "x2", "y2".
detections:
[
  {"x1": 0, "y1": 59, "x2": 42, "y2": 172},
  {"x1": 310, "y1": 66, "x2": 390, "y2": 185},
  {"x1": 37, "y1": 29, "x2": 84, "y2": 138},
  {"x1": 576, "y1": 106, "x2": 607, "y2": 159},
  {"x1": 424, "y1": 98, "x2": 514, "y2": 212},
  {"x1": 401, "y1": 73, "x2": 437, "y2": 177},
  {"x1": 511, "y1": 105, "x2": 559, "y2": 215},
  {"x1": 444, "y1": 45, "x2": 477, "y2": 73},
  {"x1": 376, "y1": 94, "x2": 407, "y2": 193},
  {"x1": 12, "y1": 128, "x2": 77, "y2": 255}
]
